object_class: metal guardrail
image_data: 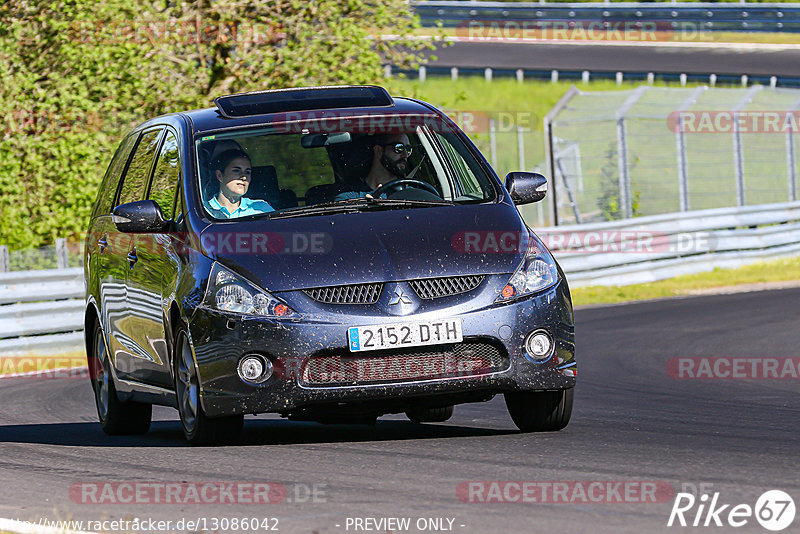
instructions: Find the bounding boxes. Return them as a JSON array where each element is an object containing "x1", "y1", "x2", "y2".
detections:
[
  {"x1": 544, "y1": 201, "x2": 800, "y2": 286},
  {"x1": 0, "y1": 267, "x2": 84, "y2": 355},
  {"x1": 413, "y1": 1, "x2": 800, "y2": 32},
  {"x1": 2, "y1": 201, "x2": 800, "y2": 354}
]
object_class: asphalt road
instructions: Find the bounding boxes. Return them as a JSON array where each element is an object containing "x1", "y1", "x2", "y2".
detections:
[
  {"x1": 423, "y1": 41, "x2": 800, "y2": 77},
  {"x1": 1, "y1": 288, "x2": 798, "y2": 533}
]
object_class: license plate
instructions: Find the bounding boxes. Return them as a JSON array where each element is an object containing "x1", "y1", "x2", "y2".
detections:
[{"x1": 348, "y1": 318, "x2": 463, "y2": 352}]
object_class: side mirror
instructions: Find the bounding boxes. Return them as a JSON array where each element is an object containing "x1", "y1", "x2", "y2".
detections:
[
  {"x1": 505, "y1": 172, "x2": 547, "y2": 205},
  {"x1": 112, "y1": 200, "x2": 170, "y2": 233}
]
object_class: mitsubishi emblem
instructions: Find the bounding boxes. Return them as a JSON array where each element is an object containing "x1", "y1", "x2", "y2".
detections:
[{"x1": 389, "y1": 288, "x2": 412, "y2": 306}]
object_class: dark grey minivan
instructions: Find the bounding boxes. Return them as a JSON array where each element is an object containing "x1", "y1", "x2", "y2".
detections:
[{"x1": 84, "y1": 86, "x2": 576, "y2": 444}]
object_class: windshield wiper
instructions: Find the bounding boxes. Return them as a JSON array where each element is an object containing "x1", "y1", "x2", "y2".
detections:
[
  {"x1": 356, "y1": 198, "x2": 454, "y2": 208},
  {"x1": 266, "y1": 197, "x2": 384, "y2": 219},
  {"x1": 266, "y1": 203, "x2": 362, "y2": 219},
  {"x1": 266, "y1": 197, "x2": 453, "y2": 219}
]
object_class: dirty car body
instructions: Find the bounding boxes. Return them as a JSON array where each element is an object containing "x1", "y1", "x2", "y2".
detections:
[{"x1": 83, "y1": 86, "x2": 576, "y2": 444}]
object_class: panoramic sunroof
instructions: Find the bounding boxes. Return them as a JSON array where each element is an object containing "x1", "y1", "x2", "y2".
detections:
[{"x1": 213, "y1": 85, "x2": 394, "y2": 118}]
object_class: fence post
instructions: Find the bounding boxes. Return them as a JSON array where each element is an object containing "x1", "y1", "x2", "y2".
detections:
[
  {"x1": 788, "y1": 128, "x2": 797, "y2": 202},
  {"x1": 732, "y1": 117, "x2": 746, "y2": 206},
  {"x1": 614, "y1": 86, "x2": 649, "y2": 219},
  {"x1": 489, "y1": 118, "x2": 498, "y2": 170},
  {"x1": 0, "y1": 246, "x2": 8, "y2": 272},
  {"x1": 675, "y1": 86, "x2": 707, "y2": 212},
  {"x1": 544, "y1": 85, "x2": 581, "y2": 226},
  {"x1": 786, "y1": 96, "x2": 800, "y2": 201},
  {"x1": 616, "y1": 117, "x2": 631, "y2": 218},
  {"x1": 56, "y1": 238, "x2": 69, "y2": 269},
  {"x1": 517, "y1": 126, "x2": 526, "y2": 171},
  {"x1": 676, "y1": 116, "x2": 689, "y2": 212},
  {"x1": 732, "y1": 86, "x2": 762, "y2": 207},
  {"x1": 419, "y1": 66, "x2": 426, "y2": 82}
]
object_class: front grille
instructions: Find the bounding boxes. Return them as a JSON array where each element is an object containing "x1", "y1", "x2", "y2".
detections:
[
  {"x1": 409, "y1": 275, "x2": 485, "y2": 299},
  {"x1": 299, "y1": 341, "x2": 508, "y2": 387},
  {"x1": 304, "y1": 283, "x2": 383, "y2": 304}
]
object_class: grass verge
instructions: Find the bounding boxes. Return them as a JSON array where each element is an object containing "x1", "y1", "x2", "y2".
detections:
[
  {"x1": 571, "y1": 256, "x2": 800, "y2": 306},
  {"x1": 384, "y1": 76, "x2": 720, "y2": 131},
  {"x1": 385, "y1": 76, "x2": 622, "y2": 123}
]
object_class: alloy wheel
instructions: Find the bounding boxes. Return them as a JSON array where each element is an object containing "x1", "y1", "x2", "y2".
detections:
[{"x1": 176, "y1": 334, "x2": 199, "y2": 433}]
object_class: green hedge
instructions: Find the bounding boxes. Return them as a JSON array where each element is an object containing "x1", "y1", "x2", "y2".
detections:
[{"x1": 0, "y1": 0, "x2": 429, "y2": 251}]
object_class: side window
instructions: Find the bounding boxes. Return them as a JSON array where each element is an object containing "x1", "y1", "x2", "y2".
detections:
[
  {"x1": 95, "y1": 134, "x2": 137, "y2": 215},
  {"x1": 117, "y1": 128, "x2": 163, "y2": 206},
  {"x1": 148, "y1": 130, "x2": 180, "y2": 220},
  {"x1": 436, "y1": 133, "x2": 489, "y2": 200},
  {"x1": 173, "y1": 187, "x2": 185, "y2": 228}
]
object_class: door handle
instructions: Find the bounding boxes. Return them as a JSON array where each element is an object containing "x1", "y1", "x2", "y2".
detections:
[
  {"x1": 98, "y1": 235, "x2": 108, "y2": 254},
  {"x1": 127, "y1": 248, "x2": 138, "y2": 269}
]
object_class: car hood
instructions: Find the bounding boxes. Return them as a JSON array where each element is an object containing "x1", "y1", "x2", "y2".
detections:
[{"x1": 198, "y1": 202, "x2": 529, "y2": 292}]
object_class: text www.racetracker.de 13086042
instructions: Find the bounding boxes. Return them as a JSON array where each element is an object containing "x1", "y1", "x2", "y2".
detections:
[{"x1": 23, "y1": 517, "x2": 280, "y2": 533}]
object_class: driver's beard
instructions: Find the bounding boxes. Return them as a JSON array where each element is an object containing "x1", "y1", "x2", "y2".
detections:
[{"x1": 381, "y1": 154, "x2": 407, "y2": 179}]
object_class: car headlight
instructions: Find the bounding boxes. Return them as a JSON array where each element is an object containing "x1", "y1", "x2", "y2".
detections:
[
  {"x1": 203, "y1": 262, "x2": 295, "y2": 317},
  {"x1": 496, "y1": 232, "x2": 559, "y2": 302}
]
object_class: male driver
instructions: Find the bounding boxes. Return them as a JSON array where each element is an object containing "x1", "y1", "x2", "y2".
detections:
[{"x1": 334, "y1": 133, "x2": 413, "y2": 201}]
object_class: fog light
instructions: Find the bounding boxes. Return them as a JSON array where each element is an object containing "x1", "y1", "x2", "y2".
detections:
[
  {"x1": 525, "y1": 330, "x2": 553, "y2": 361},
  {"x1": 237, "y1": 355, "x2": 273, "y2": 384}
]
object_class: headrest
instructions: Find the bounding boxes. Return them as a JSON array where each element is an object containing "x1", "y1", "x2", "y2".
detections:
[{"x1": 246, "y1": 165, "x2": 279, "y2": 203}]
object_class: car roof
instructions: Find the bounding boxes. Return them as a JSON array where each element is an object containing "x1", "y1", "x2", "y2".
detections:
[{"x1": 134, "y1": 93, "x2": 443, "y2": 137}]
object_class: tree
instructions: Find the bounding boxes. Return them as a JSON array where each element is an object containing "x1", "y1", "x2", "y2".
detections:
[
  {"x1": 597, "y1": 141, "x2": 640, "y2": 221},
  {"x1": 0, "y1": 0, "x2": 429, "y2": 249}
]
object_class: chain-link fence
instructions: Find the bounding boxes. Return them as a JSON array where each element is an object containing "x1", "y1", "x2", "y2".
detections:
[
  {"x1": 467, "y1": 126, "x2": 550, "y2": 227},
  {"x1": 545, "y1": 85, "x2": 800, "y2": 225}
]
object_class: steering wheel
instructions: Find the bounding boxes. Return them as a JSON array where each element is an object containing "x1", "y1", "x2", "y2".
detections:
[{"x1": 370, "y1": 179, "x2": 440, "y2": 198}]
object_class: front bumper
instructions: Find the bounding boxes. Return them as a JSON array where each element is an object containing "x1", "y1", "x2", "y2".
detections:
[{"x1": 188, "y1": 279, "x2": 575, "y2": 418}]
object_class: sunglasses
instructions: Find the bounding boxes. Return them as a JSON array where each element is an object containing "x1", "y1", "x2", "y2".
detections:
[{"x1": 381, "y1": 142, "x2": 414, "y2": 155}]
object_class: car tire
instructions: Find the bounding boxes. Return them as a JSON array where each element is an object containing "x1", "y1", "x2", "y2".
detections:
[
  {"x1": 505, "y1": 388, "x2": 573, "y2": 432},
  {"x1": 89, "y1": 322, "x2": 152, "y2": 435},
  {"x1": 174, "y1": 327, "x2": 243, "y2": 445},
  {"x1": 405, "y1": 405, "x2": 454, "y2": 423}
]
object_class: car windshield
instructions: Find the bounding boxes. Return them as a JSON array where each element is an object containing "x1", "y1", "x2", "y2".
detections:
[{"x1": 195, "y1": 116, "x2": 497, "y2": 220}]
